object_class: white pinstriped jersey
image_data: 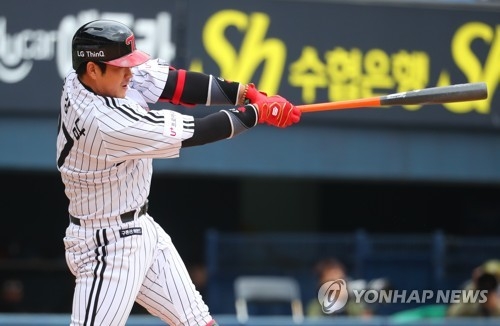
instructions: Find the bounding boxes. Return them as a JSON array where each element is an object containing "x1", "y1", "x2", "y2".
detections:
[{"x1": 57, "y1": 59, "x2": 194, "y2": 220}]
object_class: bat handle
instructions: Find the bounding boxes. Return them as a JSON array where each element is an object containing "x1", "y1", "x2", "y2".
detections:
[{"x1": 299, "y1": 97, "x2": 381, "y2": 113}]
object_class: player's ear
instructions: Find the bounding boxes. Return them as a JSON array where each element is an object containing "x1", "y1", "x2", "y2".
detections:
[{"x1": 86, "y1": 62, "x2": 100, "y2": 79}]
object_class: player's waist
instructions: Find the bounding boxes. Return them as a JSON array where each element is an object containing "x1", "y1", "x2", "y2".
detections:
[{"x1": 69, "y1": 201, "x2": 149, "y2": 227}]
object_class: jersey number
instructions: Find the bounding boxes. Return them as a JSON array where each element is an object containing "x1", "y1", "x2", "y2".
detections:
[{"x1": 57, "y1": 114, "x2": 74, "y2": 168}]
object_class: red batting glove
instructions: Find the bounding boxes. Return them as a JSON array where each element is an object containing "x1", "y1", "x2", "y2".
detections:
[
  {"x1": 253, "y1": 95, "x2": 301, "y2": 128},
  {"x1": 244, "y1": 83, "x2": 268, "y2": 104}
]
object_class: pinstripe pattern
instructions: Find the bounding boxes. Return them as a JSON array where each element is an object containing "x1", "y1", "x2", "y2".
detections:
[
  {"x1": 85, "y1": 229, "x2": 108, "y2": 325},
  {"x1": 57, "y1": 60, "x2": 194, "y2": 220},
  {"x1": 65, "y1": 215, "x2": 212, "y2": 326},
  {"x1": 135, "y1": 220, "x2": 211, "y2": 325},
  {"x1": 59, "y1": 59, "x2": 214, "y2": 325}
]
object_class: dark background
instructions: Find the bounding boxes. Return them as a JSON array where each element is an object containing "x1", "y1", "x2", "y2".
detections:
[
  {"x1": 5, "y1": 169, "x2": 500, "y2": 263},
  {"x1": 2, "y1": 170, "x2": 499, "y2": 313}
]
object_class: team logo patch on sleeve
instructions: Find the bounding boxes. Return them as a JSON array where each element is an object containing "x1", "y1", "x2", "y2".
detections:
[
  {"x1": 162, "y1": 110, "x2": 183, "y2": 139},
  {"x1": 119, "y1": 227, "x2": 142, "y2": 238}
]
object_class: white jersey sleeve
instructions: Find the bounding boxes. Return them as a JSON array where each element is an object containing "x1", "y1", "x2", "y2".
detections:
[
  {"x1": 129, "y1": 59, "x2": 171, "y2": 104},
  {"x1": 94, "y1": 95, "x2": 193, "y2": 162}
]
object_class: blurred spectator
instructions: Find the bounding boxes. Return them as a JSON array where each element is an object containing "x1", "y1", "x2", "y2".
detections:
[
  {"x1": 0, "y1": 279, "x2": 26, "y2": 312},
  {"x1": 306, "y1": 257, "x2": 373, "y2": 318},
  {"x1": 474, "y1": 259, "x2": 500, "y2": 283},
  {"x1": 188, "y1": 262, "x2": 208, "y2": 299},
  {"x1": 447, "y1": 270, "x2": 500, "y2": 317},
  {"x1": 459, "y1": 259, "x2": 500, "y2": 292}
]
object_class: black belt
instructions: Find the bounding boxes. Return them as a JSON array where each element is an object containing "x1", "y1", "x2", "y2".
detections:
[{"x1": 69, "y1": 201, "x2": 148, "y2": 226}]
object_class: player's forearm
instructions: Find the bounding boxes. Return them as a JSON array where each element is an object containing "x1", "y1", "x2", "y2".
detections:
[
  {"x1": 181, "y1": 105, "x2": 258, "y2": 147},
  {"x1": 161, "y1": 69, "x2": 245, "y2": 106}
]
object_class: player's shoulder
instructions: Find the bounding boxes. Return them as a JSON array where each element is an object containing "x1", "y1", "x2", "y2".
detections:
[
  {"x1": 133, "y1": 58, "x2": 170, "y2": 72},
  {"x1": 63, "y1": 71, "x2": 82, "y2": 94},
  {"x1": 63, "y1": 70, "x2": 77, "y2": 84}
]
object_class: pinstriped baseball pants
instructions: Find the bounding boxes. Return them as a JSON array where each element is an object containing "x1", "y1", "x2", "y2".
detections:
[{"x1": 64, "y1": 214, "x2": 212, "y2": 326}]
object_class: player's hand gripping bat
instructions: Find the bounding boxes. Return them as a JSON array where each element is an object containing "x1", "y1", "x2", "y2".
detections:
[{"x1": 298, "y1": 82, "x2": 488, "y2": 113}]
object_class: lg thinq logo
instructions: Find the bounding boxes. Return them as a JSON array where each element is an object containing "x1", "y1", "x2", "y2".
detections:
[{"x1": 317, "y1": 279, "x2": 349, "y2": 314}]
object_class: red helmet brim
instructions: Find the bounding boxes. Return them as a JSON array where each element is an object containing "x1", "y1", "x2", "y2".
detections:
[{"x1": 105, "y1": 49, "x2": 150, "y2": 67}]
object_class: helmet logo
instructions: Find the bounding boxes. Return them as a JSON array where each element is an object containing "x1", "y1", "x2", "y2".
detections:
[
  {"x1": 126, "y1": 35, "x2": 136, "y2": 50},
  {"x1": 76, "y1": 50, "x2": 105, "y2": 58}
]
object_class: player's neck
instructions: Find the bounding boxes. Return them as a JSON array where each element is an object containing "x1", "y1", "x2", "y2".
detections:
[{"x1": 78, "y1": 75, "x2": 98, "y2": 95}]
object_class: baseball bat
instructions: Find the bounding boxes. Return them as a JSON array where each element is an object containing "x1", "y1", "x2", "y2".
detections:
[{"x1": 298, "y1": 82, "x2": 488, "y2": 113}]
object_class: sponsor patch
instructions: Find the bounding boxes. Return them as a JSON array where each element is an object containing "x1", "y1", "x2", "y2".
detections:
[
  {"x1": 163, "y1": 110, "x2": 183, "y2": 139},
  {"x1": 119, "y1": 227, "x2": 142, "y2": 238}
]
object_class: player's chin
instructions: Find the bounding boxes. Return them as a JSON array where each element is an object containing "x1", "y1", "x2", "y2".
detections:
[{"x1": 115, "y1": 88, "x2": 128, "y2": 98}]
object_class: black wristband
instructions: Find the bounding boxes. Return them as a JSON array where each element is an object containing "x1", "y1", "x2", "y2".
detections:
[
  {"x1": 224, "y1": 105, "x2": 258, "y2": 129},
  {"x1": 181, "y1": 105, "x2": 257, "y2": 147},
  {"x1": 181, "y1": 112, "x2": 231, "y2": 147}
]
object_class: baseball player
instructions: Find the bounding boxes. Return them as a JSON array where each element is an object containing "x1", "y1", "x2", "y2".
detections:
[{"x1": 56, "y1": 19, "x2": 300, "y2": 326}]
